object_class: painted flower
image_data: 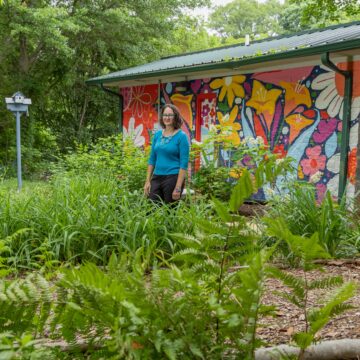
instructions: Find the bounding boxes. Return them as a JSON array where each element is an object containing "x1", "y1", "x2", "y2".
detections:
[
  {"x1": 312, "y1": 61, "x2": 360, "y2": 121},
  {"x1": 229, "y1": 167, "x2": 244, "y2": 179},
  {"x1": 285, "y1": 113, "x2": 315, "y2": 144},
  {"x1": 300, "y1": 145, "x2": 326, "y2": 176},
  {"x1": 124, "y1": 86, "x2": 153, "y2": 118},
  {"x1": 202, "y1": 103, "x2": 210, "y2": 117},
  {"x1": 316, "y1": 183, "x2": 327, "y2": 203},
  {"x1": 123, "y1": 117, "x2": 145, "y2": 147},
  {"x1": 309, "y1": 171, "x2": 323, "y2": 184},
  {"x1": 217, "y1": 106, "x2": 241, "y2": 145},
  {"x1": 348, "y1": 147, "x2": 357, "y2": 185},
  {"x1": 280, "y1": 80, "x2": 312, "y2": 116},
  {"x1": 210, "y1": 75, "x2": 245, "y2": 107},
  {"x1": 273, "y1": 144, "x2": 287, "y2": 158},
  {"x1": 312, "y1": 118, "x2": 338, "y2": 144},
  {"x1": 246, "y1": 80, "x2": 282, "y2": 132},
  {"x1": 171, "y1": 93, "x2": 194, "y2": 129}
]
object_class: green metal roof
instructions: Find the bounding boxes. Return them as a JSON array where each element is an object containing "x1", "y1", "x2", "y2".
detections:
[{"x1": 87, "y1": 21, "x2": 360, "y2": 87}]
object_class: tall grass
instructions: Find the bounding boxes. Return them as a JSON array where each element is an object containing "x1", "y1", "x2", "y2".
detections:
[
  {"x1": 0, "y1": 173, "x2": 211, "y2": 270},
  {"x1": 263, "y1": 184, "x2": 357, "y2": 259}
]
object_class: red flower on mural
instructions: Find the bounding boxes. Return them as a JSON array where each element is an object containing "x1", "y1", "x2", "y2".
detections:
[
  {"x1": 348, "y1": 147, "x2": 357, "y2": 184},
  {"x1": 273, "y1": 144, "x2": 287, "y2": 159},
  {"x1": 124, "y1": 86, "x2": 153, "y2": 119}
]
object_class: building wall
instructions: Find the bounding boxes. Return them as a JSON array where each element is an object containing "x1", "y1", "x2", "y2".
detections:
[{"x1": 121, "y1": 62, "x2": 360, "y2": 201}]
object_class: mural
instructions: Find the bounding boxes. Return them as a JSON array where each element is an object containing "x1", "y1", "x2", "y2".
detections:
[{"x1": 121, "y1": 62, "x2": 360, "y2": 201}]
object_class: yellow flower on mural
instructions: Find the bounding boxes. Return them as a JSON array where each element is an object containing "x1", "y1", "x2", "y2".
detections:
[
  {"x1": 280, "y1": 80, "x2": 312, "y2": 116},
  {"x1": 171, "y1": 93, "x2": 194, "y2": 129},
  {"x1": 217, "y1": 105, "x2": 241, "y2": 146},
  {"x1": 246, "y1": 80, "x2": 282, "y2": 116},
  {"x1": 285, "y1": 113, "x2": 314, "y2": 144},
  {"x1": 210, "y1": 75, "x2": 245, "y2": 107},
  {"x1": 229, "y1": 167, "x2": 244, "y2": 179},
  {"x1": 246, "y1": 80, "x2": 282, "y2": 132}
]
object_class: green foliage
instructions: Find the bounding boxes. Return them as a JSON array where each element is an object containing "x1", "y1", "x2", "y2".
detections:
[
  {"x1": 209, "y1": 0, "x2": 284, "y2": 39},
  {"x1": 264, "y1": 184, "x2": 355, "y2": 259},
  {"x1": 0, "y1": 172, "x2": 212, "y2": 270},
  {"x1": 265, "y1": 218, "x2": 357, "y2": 356},
  {"x1": 191, "y1": 133, "x2": 294, "y2": 201},
  {"x1": 0, "y1": 158, "x2": 275, "y2": 359},
  {"x1": 0, "y1": 0, "x2": 210, "y2": 177},
  {"x1": 0, "y1": 151, "x2": 357, "y2": 359},
  {"x1": 289, "y1": 0, "x2": 360, "y2": 27}
]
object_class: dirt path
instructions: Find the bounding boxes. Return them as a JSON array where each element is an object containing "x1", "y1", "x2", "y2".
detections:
[{"x1": 257, "y1": 261, "x2": 360, "y2": 346}]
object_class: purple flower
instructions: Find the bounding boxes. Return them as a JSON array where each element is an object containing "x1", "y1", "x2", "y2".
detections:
[{"x1": 313, "y1": 118, "x2": 338, "y2": 144}]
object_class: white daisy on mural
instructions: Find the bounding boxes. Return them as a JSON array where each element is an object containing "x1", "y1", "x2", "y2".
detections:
[
  {"x1": 312, "y1": 63, "x2": 360, "y2": 121},
  {"x1": 123, "y1": 117, "x2": 145, "y2": 147}
]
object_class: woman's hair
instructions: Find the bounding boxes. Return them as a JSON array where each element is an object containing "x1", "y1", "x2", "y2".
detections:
[{"x1": 159, "y1": 104, "x2": 183, "y2": 129}]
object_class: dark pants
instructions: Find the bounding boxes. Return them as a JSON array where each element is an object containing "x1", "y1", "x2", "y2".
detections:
[{"x1": 149, "y1": 174, "x2": 182, "y2": 204}]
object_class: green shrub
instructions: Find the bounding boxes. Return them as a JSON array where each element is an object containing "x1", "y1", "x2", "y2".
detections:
[{"x1": 263, "y1": 184, "x2": 355, "y2": 259}]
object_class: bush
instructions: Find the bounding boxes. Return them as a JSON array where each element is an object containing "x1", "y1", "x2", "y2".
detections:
[{"x1": 263, "y1": 184, "x2": 357, "y2": 259}]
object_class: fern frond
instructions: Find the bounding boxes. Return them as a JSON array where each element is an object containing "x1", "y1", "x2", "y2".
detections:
[
  {"x1": 170, "y1": 233, "x2": 202, "y2": 250},
  {"x1": 267, "y1": 267, "x2": 305, "y2": 300},
  {"x1": 272, "y1": 290, "x2": 304, "y2": 308},
  {"x1": 171, "y1": 249, "x2": 208, "y2": 263},
  {"x1": 308, "y1": 281, "x2": 356, "y2": 336},
  {"x1": 308, "y1": 276, "x2": 343, "y2": 290}
]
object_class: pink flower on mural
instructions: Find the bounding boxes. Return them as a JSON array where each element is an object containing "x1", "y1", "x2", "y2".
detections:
[
  {"x1": 316, "y1": 183, "x2": 327, "y2": 203},
  {"x1": 300, "y1": 145, "x2": 326, "y2": 176},
  {"x1": 312, "y1": 118, "x2": 338, "y2": 144}
]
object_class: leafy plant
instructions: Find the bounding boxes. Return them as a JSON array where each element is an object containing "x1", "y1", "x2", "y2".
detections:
[
  {"x1": 191, "y1": 131, "x2": 294, "y2": 201},
  {"x1": 265, "y1": 217, "x2": 357, "y2": 359},
  {"x1": 264, "y1": 184, "x2": 354, "y2": 259}
]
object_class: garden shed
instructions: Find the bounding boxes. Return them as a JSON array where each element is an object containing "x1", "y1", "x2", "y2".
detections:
[{"x1": 87, "y1": 21, "x2": 360, "y2": 201}]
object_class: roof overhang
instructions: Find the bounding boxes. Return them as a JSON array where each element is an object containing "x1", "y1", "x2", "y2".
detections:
[{"x1": 86, "y1": 38, "x2": 360, "y2": 88}]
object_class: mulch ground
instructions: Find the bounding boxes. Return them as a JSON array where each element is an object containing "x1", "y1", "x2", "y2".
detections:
[{"x1": 257, "y1": 260, "x2": 360, "y2": 346}]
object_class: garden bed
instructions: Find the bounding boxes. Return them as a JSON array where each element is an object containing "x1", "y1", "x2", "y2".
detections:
[{"x1": 258, "y1": 261, "x2": 360, "y2": 346}]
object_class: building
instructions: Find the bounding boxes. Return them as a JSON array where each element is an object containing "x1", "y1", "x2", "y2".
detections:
[{"x1": 87, "y1": 21, "x2": 360, "y2": 201}]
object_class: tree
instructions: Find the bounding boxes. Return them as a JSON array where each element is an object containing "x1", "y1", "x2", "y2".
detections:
[
  {"x1": 208, "y1": 0, "x2": 284, "y2": 40},
  {"x1": 0, "y1": 0, "x2": 208, "y2": 176},
  {"x1": 289, "y1": 0, "x2": 360, "y2": 26}
]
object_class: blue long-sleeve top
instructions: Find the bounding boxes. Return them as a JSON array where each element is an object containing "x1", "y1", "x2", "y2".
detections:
[{"x1": 148, "y1": 130, "x2": 190, "y2": 175}]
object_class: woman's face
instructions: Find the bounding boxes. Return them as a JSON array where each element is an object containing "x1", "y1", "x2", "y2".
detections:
[{"x1": 162, "y1": 107, "x2": 175, "y2": 127}]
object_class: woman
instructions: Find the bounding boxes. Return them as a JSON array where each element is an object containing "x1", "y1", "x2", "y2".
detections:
[{"x1": 144, "y1": 104, "x2": 190, "y2": 203}]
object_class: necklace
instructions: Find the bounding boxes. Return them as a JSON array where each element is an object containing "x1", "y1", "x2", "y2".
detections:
[{"x1": 160, "y1": 130, "x2": 177, "y2": 145}]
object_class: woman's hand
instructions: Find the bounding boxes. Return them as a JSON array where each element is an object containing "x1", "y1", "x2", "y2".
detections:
[
  {"x1": 144, "y1": 180, "x2": 151, "y2": 196},
  {"x1": 172, "y1": 187, "x2": 182, "y2": 200}
]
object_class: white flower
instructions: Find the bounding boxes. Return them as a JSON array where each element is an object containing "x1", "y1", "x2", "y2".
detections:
[
  {"x1": 123, "y1": 117, "x2": 145, "y2": 147},
  {"x1": 275, "y1": 158, "x2": 285, "y2": 166},
  {"x1": 312, "y1": 67, "x2": 360, "y2": 121},
  {"x1": 309, "y1": 171, "x2": 322, "y2": 184},
  {"x1": 191, "y1": 139, "x2": 202, "y2": 145},
  {"x1": 255, "y1": 136, "x2": 264, "y2": 145},
  {"x1": 209, "y1": 124, "x2": 218, "y2": 133}
]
